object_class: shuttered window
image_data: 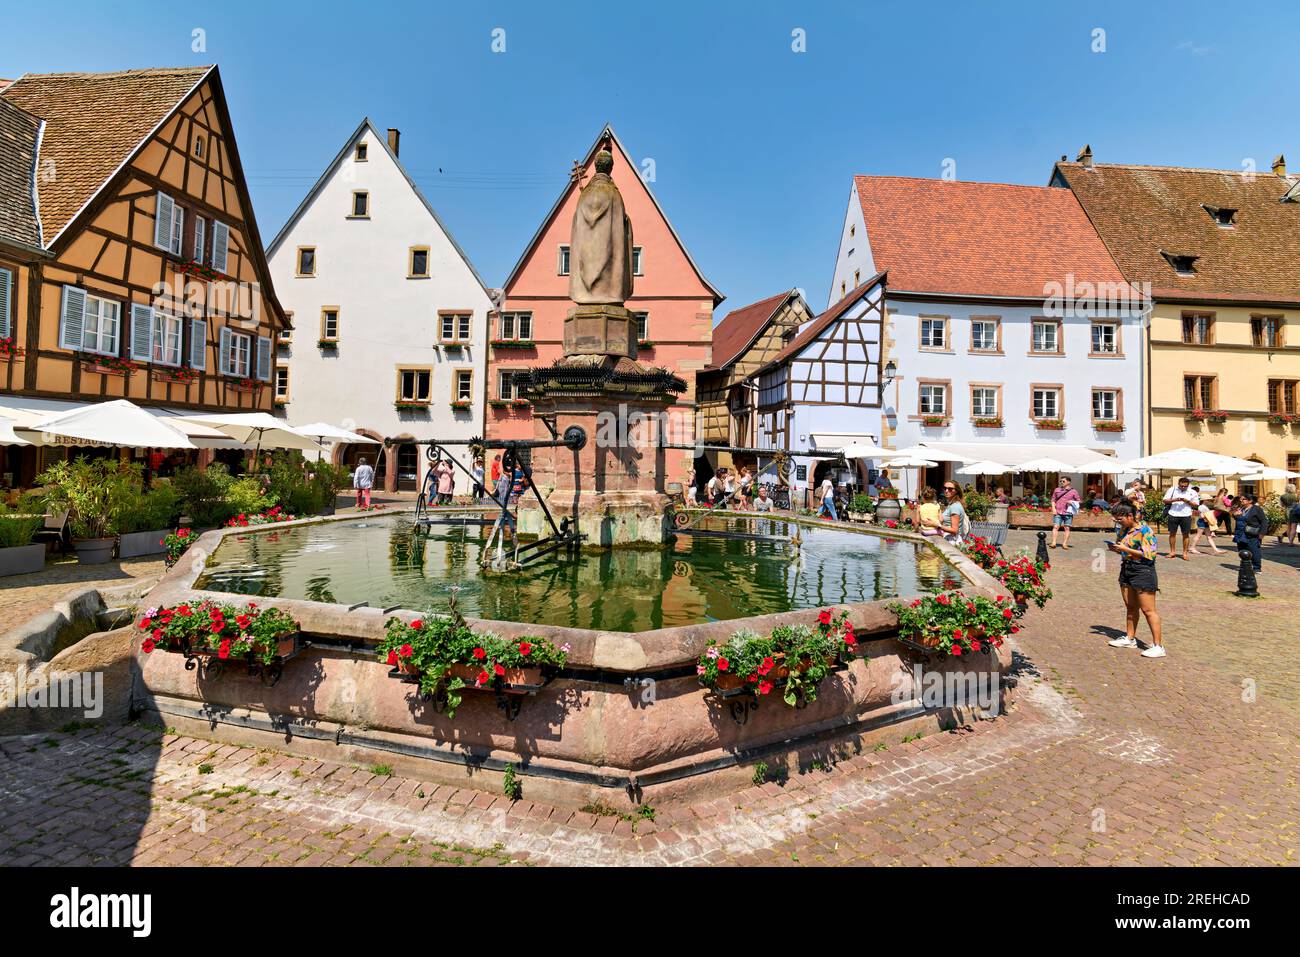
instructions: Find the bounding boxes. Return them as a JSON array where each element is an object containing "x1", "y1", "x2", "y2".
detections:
[
  {"x1": 219, "y1": 326, "x2": 233, "y2": 375},
  {"x1": 256, "y1": 335, "x2": 272, "y2": 381},
  {"x1": 190, "y1": 319, "x2": 207, "y2": 370},
  {"x1": 193, "y1": 219, "x2": 206, "y2": 264},
  {"x1": 59, "y1": 285, "x2": 120, "y2": 356},
  {"x1": 153, "y1": 312, "x2": 183, "y2": 366},
  {"x1": 130, "y1": 304, "x2": 154, "y2": 361},
  {"x1": 154, "y1": 191, "x2": 183, "y2": 255},
  {"x1": 222, "y1": 329, "x2": 251, "y2": 378},
  {"x1": 211, "y1": 222, "x2": 230, "y2": 274},
  {"x1": 0, "y1": 267, "x2": 12, "y2": 340}
]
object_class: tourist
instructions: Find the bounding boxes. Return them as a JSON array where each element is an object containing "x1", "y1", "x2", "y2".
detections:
[
  {"x1": 1280, "y1": 483, "x2": 1299, "y2": 546},
  {"x1": 737, "y1": 467, "x2": 754, "y2": 510},
  {"x1": 1049, "y1": 476, "x2": 1082, "y2": 549},
  {"x1": 707, "y1": 468, "x2": 727, "y2": 507},
  {"x1": 435, "y1": 459, "x2": 456, "y2": 506},
  {"x1": 352, "y1": 457, "x2": 374, "y2": 508},
  {"x1": 1189, "y1": 487, "x2": 1223, "y2": 555},
  {"x1": 923, "y1": 481, "x2": 969, "y2": 544},
  {"x1": 876, "y1": 468, "x2": 894, "y2": 495},
  {"x1": 1162, "y1": 476, "x2": 1199, "y2": 560},
  {"x1": 992, "y1": 486, "x2": 1008, "y2": 504},
  {"x1": 471, "y1": 458, "x2": 485, "y2": 504},
  {"x1": 490, "y1": 454, "x2": 502, "y2": 487},
  {"x1": 685, "y1": 468, "x2": 698, "y2": 507},
  {"x1": 1212, "y1": 488, "x2": 1234, "y2": 535},
  {"x1": 1105, "y1": 502, "x2": 1165, "y2": 658},
  {"x1": 913, "y1": 487, "x2": 941, "y2": 535},
  {"x1": 817, "y1": 474, "x2": 838, "y2": 520},
  {"x1": 753, "y1": 485, "x2": 774, "y2": 512},
  {"x1": 489, "y1": 468, "x2": 516, "y2": 542},
  {"x1": 1232, "y1": 492, "x2": 1266, "y2": 573}
]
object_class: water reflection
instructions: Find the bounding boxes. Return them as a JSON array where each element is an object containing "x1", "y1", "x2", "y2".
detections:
[{"x1": 195, "y1": 515, "x2": 959, "y2": 631}]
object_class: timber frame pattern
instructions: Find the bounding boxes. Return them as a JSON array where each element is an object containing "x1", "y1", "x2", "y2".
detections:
[{"x1": 0, "y1": 66, "x2": 285, "y2": 411}]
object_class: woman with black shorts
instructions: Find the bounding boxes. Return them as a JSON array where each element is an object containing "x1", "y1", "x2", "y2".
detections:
[{"x1": 1105, "y1": 502, "x2": 1166, "y2": 659}]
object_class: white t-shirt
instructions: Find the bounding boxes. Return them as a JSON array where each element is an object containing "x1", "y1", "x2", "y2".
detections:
[
  {"x1": 820, "y1": 479, "x2": 834, "y2": 502},
  {"x1": 1163, "y1": 486, "x2": 1199, "y2": 518}
]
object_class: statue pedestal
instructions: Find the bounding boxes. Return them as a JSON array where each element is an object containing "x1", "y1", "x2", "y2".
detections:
[
  {"x1": 517, "y1": 387, "x2": 677, "y2": 546},
  {"x1": 564, "y1": 304, "x2": 638, "y2": 360}
]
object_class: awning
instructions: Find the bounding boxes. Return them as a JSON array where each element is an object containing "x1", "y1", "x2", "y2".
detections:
[
  {"x1": 914, "y1": 442, "x2": 1125, "y2": 470},
  {"x1": 809, "y1": 431, "x2": 879, "y2": 450},
  {"x1": 0, "y1": 416, "x2": 32, "y2": 446},
  {"x1": 27, "y1": 399, "x2": 196, "y2": 449}
]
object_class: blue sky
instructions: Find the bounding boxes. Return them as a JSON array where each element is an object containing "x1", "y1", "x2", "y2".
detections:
[{"x1": 2, "y1": 1, "x2": 1293, "y2": 315}]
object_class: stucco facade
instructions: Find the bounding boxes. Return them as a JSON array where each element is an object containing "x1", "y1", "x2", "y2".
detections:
[{"x1": 267, "y1": 121, "x2": 493, "y2": 492}]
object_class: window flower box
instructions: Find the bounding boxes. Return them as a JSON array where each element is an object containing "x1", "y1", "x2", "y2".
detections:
[
  {"x1": 488, "y1": 398, "x2": 509, "y2": 408},
  {"x1": 490, "y1": 339, "x2": 536, "y2": 349},
  {"x1": 0, "y1": 337, "x2": 24, "y2": 360},
  {"x1": 509, "y1": 398, "x2": 531, "y2": 409},
  {"x1": 637, "y1": 340, "x2": 655, "y2": 349},
  {"x1": 1034, "y1": 418, "x2": 1066, "y2": 430},
  {"x1": 1186, "y1": 409, "x2": 1228, "y2": 424},
  {"x1": 79, "y1": 355, "x2": 138, "y2": 376},
  {"x1": 1093, "y1": 421, "x2": 1125, "y2": 432},
  {"x1": 450, "y1": 400, "x2": 472, "y2": 411},
  {"x1": 317, "y1": 339, "x2": 338, "y2": 350},
  {"x1": 697, "y1": 608, "x2": 855, "y2": 716},
  {"x1": 921, "y1": 415, "x2": 950, "y2": 427},
  {"x1": 1267, "y1": 412, "x2": 1296, "y2": 427},
  {"x1": 889, "y1": 591, "x2": 1018, "y2": 658},
  {"x1": 152, "y1": 366, "x2": 200, "y2": 385},
  {"x1": 230, "y1": 377, "x2": 260, "y2": 393},
  {"x1": 394, "y1": 401, "x2": 430, "y2": 412},
  {"x1": 176, "y1": 259, "x2": 229, "y2": 282},
  {"x1": 139, "y1": 601, "x2": 301, "y2": 686},
  {"x1": 379, "y1": 612, "x2": 568, "y2": 720},
  {"x1": 972, "y1": 416, "x2": 1003, "y2": 428},
  {"x1": 273, "y1": 398, "x2": 288, "y2": 408}
]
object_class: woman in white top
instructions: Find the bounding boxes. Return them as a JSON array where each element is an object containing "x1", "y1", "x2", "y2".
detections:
[{"x1": 1189, "y1": 488, "x2": 1223, "y2": 555}]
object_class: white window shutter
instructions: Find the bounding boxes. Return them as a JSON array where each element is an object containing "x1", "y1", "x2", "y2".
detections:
[
  {"x1": 0, "y1": 267, "x2": 11, "y2": 340},
  {"x1": 219, "y1": 326, "x2": 232, "y2": 375},
  {"x1": 211, "y1": 222, "x2": 230, "y2": 274},
  {"x1": 130, "y1": 304, "x2": 154, "y2": 361},
  {"x1": 59, "y1": 285, "x2": 87, "y2": 351},
  {"x1": 154, "y1": 192, "x2": 175, "y2": 250},
  {"x1": 256, "y1": 335, "x2": 272, "y2": 381},
  {"x1": 190, "y1": 319, "x2": 206, "y2": 369},
  {"x1": 171, "y1": 205, "x2": 184, "y2": 255},
  {"x1": 193, "y1": 219, "x2": 205, "y2": 263}
]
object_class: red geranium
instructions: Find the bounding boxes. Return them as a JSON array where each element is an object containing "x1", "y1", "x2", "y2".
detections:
[
  {"x1": 141, "y1": 638, "x2": 156, "y2": 654},
  {"x1": 410, "y1": 619, "x2": 423, "y2": 629},
  {"x1": 519, "y1": 641, "x2": 532, "y2": 656},
  {"x1": 473, "y1": 646, "x2": 486, "y2": 659},
  {"x1": 386, "y1": 650, "x2": 398, "y2": 665},
  {"x1": 399, "y1": 644, "x2": 413, "y2": 658},
  {"x1": 717, "y1": 657, "x2": 730, "y2": 672}
]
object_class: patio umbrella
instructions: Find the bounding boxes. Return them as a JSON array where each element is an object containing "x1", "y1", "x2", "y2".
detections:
[
  {"x1": 833, "y1": 440, "x2": 894, "y2": 459},
  {"x1": 175, "y1": 412, "x2": 320, "y2": 456},
  {"x1": 956, "y1": 459, "x2": 1013, "y2": 476},
  {"x1": 293, "y1": 422, "x2": 380, "y2": 461},
  {"x1": 882, "y1": 445, "x2": 976, "y2": 464},
  {"x1": 1237, "y1": 466, "x2": 1300, "y2": 481},
  {"x1": 1120, "y1": 447, "x2": 1259, "y2": 475},
  {"x1": 1074, "y1": 457, "x2": 1131, "y2": 475},
  {"x1": 28, "y1": 399, "x2": 195, "y2": 449},
  {"x1": 0, "y1": 416, "x2": 31, "y2": 446},
  {"x1": 883, "y1": 456, "x2": 939, "y2": 469},
  {"x1": 1014, "y1": 457, "x2": 1077, "y2": 473}
]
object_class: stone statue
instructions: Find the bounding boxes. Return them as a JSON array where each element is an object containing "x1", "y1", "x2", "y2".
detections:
[{"x1": 569, "y1": 150, "x2": 633, "y2": 306}]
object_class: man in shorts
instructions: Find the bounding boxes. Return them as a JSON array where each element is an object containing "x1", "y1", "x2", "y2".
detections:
[{"x1": 1162, "y1": 476, "x2": 1199, "y2": 561}]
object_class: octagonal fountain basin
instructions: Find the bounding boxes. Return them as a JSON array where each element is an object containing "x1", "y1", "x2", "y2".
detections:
[{"x1": 192, "y1": 513, "x2": 963, "y2": 631}]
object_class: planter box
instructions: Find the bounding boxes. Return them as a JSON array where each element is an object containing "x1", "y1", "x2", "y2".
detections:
[
  {"x1": 73, "y1": 537, "x2": 116, "y2": 565},
  {"x1": 118, "y1": 529, "x2": 169, "y2": 558},
  {"x1": 0, "y1": 543, "x2": 44, "y2": 577},
  {"x1": 1009, "y1": 510, "x2": 1113, "y2": 530},
  {"x1": 448, "y1": 662, "x2": 544, "y2": 689}
]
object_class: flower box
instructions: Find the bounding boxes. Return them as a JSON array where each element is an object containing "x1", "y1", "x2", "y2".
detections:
[
  {"x1": 509, "y1": 399, "x2": 531, "y2": 409},
  {"x1": 117, "y1": 529, "x2": 170, "y2": 558},
  {"x1": 488, "y1": 399, "x2": 509, "y2": 408},
  {"x1": 1034, "y1": 419, "x2": 1066, "y2": 430},
  {"x1": 490, "y1": 340, "x2": 536, "y2": 349},
  {"x1": 889, "y1": 592, "x2": 1016, "y2": 658},
  {"x1": 973, "y1": 417, "x2": 1003, "y2": 428},
  {"x1": 394, "y1": 401, "x2": 430, "y2": 412},
  {"x1": 1186, "y1": 409, "x2": 1229, "y2": 424},
  {"x1": 176, "y1": 260, "x2": 229, "y2": 282},
  {"x1": 1267, "y1": 413, "x2": 1296, "y2": 427},
  {"x1": 0, "y1": 337, "x2": 24, "y2": 361},
  {"x1": 152, "y1": 367, "x2": 200, "y2": 385},
  {"x1": 80, "y1": 356, "x2": 137, "y2": 376},
  {"x1": 0, "y1": 543, "x2": 44, "y2": 578},
  {"x1": 1093, "y1": 421, "x2": 1125, "y2": 432},
  {"x1": 140, "y1": 602, "x2": 302, "y2": 686},
  {"x1": 637, "y1": 340, "x2": 654, "y2": 349},
  {"x1": 450, "y1": 400, "x2": 472, "y2": 411},
  {"x1": 921, "y1": 416, "x2": 950, "y2": 427},
  {"x1": 317, "y1": 339, "x2": 339, "y2": 350},
  {"x1": 229, "y1": 377, "x2": 260, "y2": 393}
]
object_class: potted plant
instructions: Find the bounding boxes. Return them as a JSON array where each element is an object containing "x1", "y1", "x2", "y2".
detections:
[
  {"x1": 1094, "y1": 421, "x2": 1125, "y2": 432},
  {"x1": 450, "y1": 399, "x2": 472, "y2": 411},
  {"x1": 117, "y1": 485, "x2": 180, "y2": 558},
  {"x1": 140, "y1": 600, "x2": 300, "y2": 681},
  {"x1": 889, "y1": 591, "x2": 1018, "y2": 657},
  {"x1": 959, "y1": 535, "x2": 1000, "y2": 570},
  {"x1": 1034, "y1": 418, "x2": 1066, "y2": 430},
  {"x1": 973, "y1": 416, "x2": 1003, "y2": 429},
  {"x1": 0, "y1": 498, "x2": 45, "y2": 577},
  {"x1": 921, "y1": 415, "x2": 949, "y2": 428},
  {"x1": 36, "y1": 458, "x2": 141, "y2": 565},
  {"x1": 848, "y1": 493, "x2": 874, "y2": 522},
  {"x1": 163, "y1": 527, "x2": 199, "y2": 568},
  {"x1": 0, "y1": 336, "x2": 27, "y2": 360},
  {"x1": 875, "y1": 487, "x2": 902, "y2": 524},
  {"x1": 1267, "y1": 412, "x2": 1293, "y2": 427}
]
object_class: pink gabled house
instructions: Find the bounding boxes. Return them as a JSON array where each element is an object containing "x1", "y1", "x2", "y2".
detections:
[{"x1": 488, "y1": 125, "x2": 723, "y2": 481}]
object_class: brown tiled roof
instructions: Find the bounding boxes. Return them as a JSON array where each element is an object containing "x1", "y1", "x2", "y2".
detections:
[
  {"x1": 0, "y1": 97, "x2": 41, "y2": 248},
  {"x1": 708, "y1": 289, "x2": 792, "y2": 370},
  {"x1": 767, "y1": 272, "x2": 886, "y2": 368},
  {"x1": 1055, "y1": 161, "x2": 1300, "y2": 303},
  {"x1": 2, "y1": 66, "x2": 211, "y2": 246},
  {"x1": 854, "y1": 175, "x2": 1127, "y2": 299}
]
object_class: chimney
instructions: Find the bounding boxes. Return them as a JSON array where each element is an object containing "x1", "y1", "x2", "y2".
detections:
[
  {"x1": 387, "y1": 128, "x2": 400, "y2": 157},
  {"x1": 1272, "y1": 153, "x2": 1286, "y2": 176},
  {"x1": 1076, "y1": 144, "x2": 1093, "y2": 168}
]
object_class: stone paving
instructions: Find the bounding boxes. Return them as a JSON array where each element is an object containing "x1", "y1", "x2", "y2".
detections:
[
  {"x1": 1, "y1": 555, "x2": 164, "y2": 633},
  {"x1": 0, "y1": 530, "x2": 1295, "y2": 866}
]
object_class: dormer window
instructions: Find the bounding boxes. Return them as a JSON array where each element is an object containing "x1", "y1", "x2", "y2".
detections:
[
  {"x1": 1201, "y1": 204, "x2": 1237, "y2": 228},
  {"x1": 1160, "y1": 250, "x2": 1198, "y2": 276}
]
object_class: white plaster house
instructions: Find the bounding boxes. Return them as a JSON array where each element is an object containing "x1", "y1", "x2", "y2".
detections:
[
  {"x1": 267, "y1": 120, "x2": 494, "y2": 492},
  {"x1": 754, "y1": 275, "x2": 887, "y2": 505},
  {"x1": 828, "y1": 175, "x2": 1146, "y2": 496}
]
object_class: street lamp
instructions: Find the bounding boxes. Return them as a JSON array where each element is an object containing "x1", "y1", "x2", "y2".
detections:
[{"x1": 883, "y1": 359, "x2": 897, "y2": 385}]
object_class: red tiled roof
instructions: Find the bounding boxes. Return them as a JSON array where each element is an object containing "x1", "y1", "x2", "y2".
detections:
[
  {"x1": 853, "y1": 175, "x2": 1127, "y2": 298},
  {"x1": 708, "y1": 289, "x2": 792, "y2": 370},
  {"x1": 1054, "y1": 161, "x2": 1300, "y2": 303}
]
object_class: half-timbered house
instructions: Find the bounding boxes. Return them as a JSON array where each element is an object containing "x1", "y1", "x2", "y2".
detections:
[
  {"x1": 754, "y1": 274, "x2": 887, "y2": 503},
  {"x1": 0, "y1": 66, "x2": 287, "y2": 485}
]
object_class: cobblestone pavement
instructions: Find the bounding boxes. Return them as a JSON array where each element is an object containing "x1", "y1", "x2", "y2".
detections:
[{"x1": 0, "y1": 529, "x2": 1295, "y2": 866}]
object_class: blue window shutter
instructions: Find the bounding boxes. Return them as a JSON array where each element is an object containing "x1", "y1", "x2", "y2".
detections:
[
  {"x1": 131, "y1": 304, "x2": 154, "y2": 361},
  {"x1": 256, "y1": 335, "x2": 272, "y2": 381},
  {"x1": 59, "y1": 285, "x2": 86, "y2": 351},
  {"x1": 0, "y1": 267, "x2": 11, "y2": 340},
  {"x1": 190, "y1": 319, "x2": 206, "y2": 369}
]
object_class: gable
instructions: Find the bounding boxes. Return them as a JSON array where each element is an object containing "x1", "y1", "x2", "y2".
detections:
[{"x1": 503, "y1": 126, "x2": 721, "y2": 303}]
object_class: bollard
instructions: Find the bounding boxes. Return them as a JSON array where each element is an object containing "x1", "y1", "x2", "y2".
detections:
[
  {"x1": 1234, "y1": 545, "x2": 1260, "y2": 598},
  {"x1": 1036, "y1": 531, "x2": 1050, "y2": 566}
]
